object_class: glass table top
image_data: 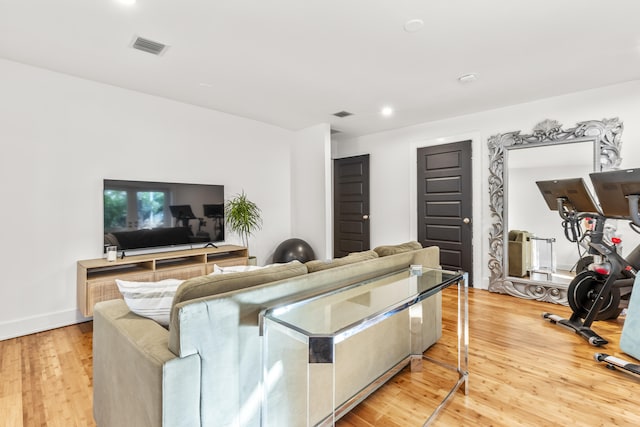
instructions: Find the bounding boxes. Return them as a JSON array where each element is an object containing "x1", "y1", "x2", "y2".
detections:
[{"x1": 264, "y1": 267, "x2": 461, "y2": 336}]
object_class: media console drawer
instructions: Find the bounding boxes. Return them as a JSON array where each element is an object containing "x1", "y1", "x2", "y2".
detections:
[{"x1": 77, "y1": 245, "x2": 248, "y2": 317}]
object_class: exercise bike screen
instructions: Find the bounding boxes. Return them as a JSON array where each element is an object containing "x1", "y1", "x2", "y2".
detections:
[
  {"x1": 590, "y1": 169, "x2": 640, "y2": 218},
  {"x1": 535, "y1": 178, "x2": 600, "y2": 214}
]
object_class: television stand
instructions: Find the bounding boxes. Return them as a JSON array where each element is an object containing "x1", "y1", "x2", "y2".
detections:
[{"x1": 77, "y1": 245, "x2": 248, "y2": 317}]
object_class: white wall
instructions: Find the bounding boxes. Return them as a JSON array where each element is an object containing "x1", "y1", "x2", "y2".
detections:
[
  {"x1": 3, "y1": 56, "x2": 639, "y2": 340},
  {"x1": 0, "y1": 58, "x2": 297, "y2": 340},
  {"x1": 333, "y1": 80, "x2": 640, "y2": 289},
  {"x1": 290, "y1": 123, "x2": 332, "y2": 259}
]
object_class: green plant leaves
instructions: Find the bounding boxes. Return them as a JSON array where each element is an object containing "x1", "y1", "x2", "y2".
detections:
[{"x1": 224, "y1": 190, "x2": 262, "y2": 249}]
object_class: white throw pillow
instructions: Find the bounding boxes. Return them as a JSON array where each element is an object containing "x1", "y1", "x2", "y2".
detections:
[
  {"x1": 115, "y1": 278, "x2": 184, "y2": 326},
  {"x1": 210, "y1": 264, "x2": 267, "y2": 274}
]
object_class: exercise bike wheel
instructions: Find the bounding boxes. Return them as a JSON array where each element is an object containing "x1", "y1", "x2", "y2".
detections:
[{"x1": 568, "y1": 271, "x2": 622, "y2": 321}]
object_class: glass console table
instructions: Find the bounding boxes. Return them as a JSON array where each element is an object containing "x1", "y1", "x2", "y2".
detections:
[{"x1": 260, "y1": 267, "x2": 468, "y2": 426}]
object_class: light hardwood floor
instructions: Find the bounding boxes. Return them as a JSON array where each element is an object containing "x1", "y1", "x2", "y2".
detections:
[{"x1": 1, "y1": 288, "x2": 639, "y2": 426}]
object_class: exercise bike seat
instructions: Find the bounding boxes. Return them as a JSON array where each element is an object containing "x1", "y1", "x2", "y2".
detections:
[{"x1": 621, "y1": 275, "x2": 640, "y2": 361}]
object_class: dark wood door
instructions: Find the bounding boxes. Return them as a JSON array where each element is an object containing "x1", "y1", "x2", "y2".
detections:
[
  {"x1": 334, "y1": 155, "x2": 370, "y2": 258},
  {"x1": 417, "y1": 141, "x2": 473, "y2": 285}
]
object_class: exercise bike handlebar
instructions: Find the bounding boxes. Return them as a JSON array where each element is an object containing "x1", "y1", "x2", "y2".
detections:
[
  {"x1": 556, "y1": 198, "x2": 568, "y2": 219},
  {"x1": 555, "y1": 197, "x2": 583, "y2": 221}
]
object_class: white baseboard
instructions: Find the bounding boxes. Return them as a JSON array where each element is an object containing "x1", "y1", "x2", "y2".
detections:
[{"x1": 0, "y1": 309, "x2": 90, "y2": 341}]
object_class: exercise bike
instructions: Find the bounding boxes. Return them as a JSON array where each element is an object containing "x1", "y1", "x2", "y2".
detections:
[
  {"x1": 536, "y1": 174, "x2": 640, "y2": 346},
  {"x1": 590, "y1": 168, "x2": 640, "y2": 377}
]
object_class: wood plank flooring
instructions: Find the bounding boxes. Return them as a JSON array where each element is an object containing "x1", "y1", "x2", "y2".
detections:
[
  {"x1": 1, "y1": 321, "x2": 94, "y2": 427},
  {"x1": 340, "y1": 288, "x2": 640, "y2": 427},
  {"x1": 1, "y1": 288, "x2": 639, "y2": 426}
]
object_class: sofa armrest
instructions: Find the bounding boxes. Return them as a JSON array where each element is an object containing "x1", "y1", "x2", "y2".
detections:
[
  {"x1": 410, "y1": 246, "x2": 440, "y2": 269},
  {"x1": 93, "y1": 299, "x2": 201, "y2": 427}
]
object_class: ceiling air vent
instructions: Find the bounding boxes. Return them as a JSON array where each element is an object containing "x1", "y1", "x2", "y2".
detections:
[
  {"x1": 333, "y1": 111, "x2": 353, "y2": 118},
  {"x1": 131, "y1": 36, "x2": 168, "y2": 56}
]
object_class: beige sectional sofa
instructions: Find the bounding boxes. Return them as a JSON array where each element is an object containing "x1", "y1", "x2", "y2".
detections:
[{"x1": 93, "y1": 242, "x2": 441, "y2": 427}]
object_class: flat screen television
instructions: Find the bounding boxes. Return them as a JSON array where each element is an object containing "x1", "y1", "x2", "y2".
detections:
[{"x1": 103, "y1": 179, "x2": 225, "y2": 254}]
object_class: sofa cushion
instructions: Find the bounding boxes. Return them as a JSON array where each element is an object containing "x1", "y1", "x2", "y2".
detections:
[
  {"x1": 115, "y1": 278, "x2": 184, "y2": 326},
  {"x1": 373, "y1": 241, "x2": 422, "y2": 257},
  {"x1": 210, "y1": 264, "x2": 267, "y2": 274},
  {"x1": 305, "y1": 250, "x2": 379, "y2": 273},
  {"x1": 171, "y1": 260, "x2": 308, "y2": 318}
]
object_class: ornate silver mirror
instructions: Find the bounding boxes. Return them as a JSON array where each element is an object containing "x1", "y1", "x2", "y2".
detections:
[{"x1": 487, "y1": 118, "x2": 623, "y2": 303}]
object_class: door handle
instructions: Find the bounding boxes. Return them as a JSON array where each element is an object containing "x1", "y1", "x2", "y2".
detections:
[
  {"x1": 463, "y1": 217, "x2": 471, "y2": 224},
  {"x1": 363, "y1": 215, "x2": 369, "y2": 220}
]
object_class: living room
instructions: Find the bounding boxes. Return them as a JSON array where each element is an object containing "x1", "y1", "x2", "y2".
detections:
[{"x1": 2, "y1": 1, "x2": 640, "y2": 425}]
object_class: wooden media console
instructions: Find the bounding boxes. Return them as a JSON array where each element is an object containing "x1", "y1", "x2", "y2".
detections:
[{"x1": 77, "y1": 245, "x2": 248, "y2": 316}]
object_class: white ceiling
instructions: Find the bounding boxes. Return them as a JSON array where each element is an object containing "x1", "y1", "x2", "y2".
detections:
[{"x1": 1, "y1": 0, "x2": 640, "y2": 137}]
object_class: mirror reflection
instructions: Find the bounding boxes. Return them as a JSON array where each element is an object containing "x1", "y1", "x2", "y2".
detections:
[{"x1": 506, "y1": 142, "x2": 596, "y2": 285}]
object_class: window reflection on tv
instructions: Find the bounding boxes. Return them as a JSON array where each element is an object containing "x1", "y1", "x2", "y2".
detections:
[{"x1": 103, "y1": 179, "x2": 225, "y2": 253}]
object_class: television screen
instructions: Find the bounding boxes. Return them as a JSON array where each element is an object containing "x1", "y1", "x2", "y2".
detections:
[{"x1": 103, "y1": 179, "x2": 225, "y2": 253}]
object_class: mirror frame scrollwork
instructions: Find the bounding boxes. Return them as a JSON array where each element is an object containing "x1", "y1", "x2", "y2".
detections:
[{"x1": 487, "y1": 118, "x2": 623, "y2": 303}]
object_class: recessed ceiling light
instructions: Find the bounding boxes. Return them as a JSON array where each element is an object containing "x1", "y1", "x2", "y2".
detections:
[
  {"x1": 458, "y1": 73, "x2": 478, "y2": 84},
  {"x1": 381, "y1": 106, "x2": 394, "y2": 117},
  {"x1": 118, "y1": 0, "x2": 136, "y2": 5},
  {"x1": 404, "y1": 19, "x2": 424, "y2": 33}
]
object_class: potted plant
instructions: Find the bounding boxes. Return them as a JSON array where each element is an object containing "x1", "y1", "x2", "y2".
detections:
[{"x1": 225, "y1": 190, "x2": 262, "y2": 264}]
